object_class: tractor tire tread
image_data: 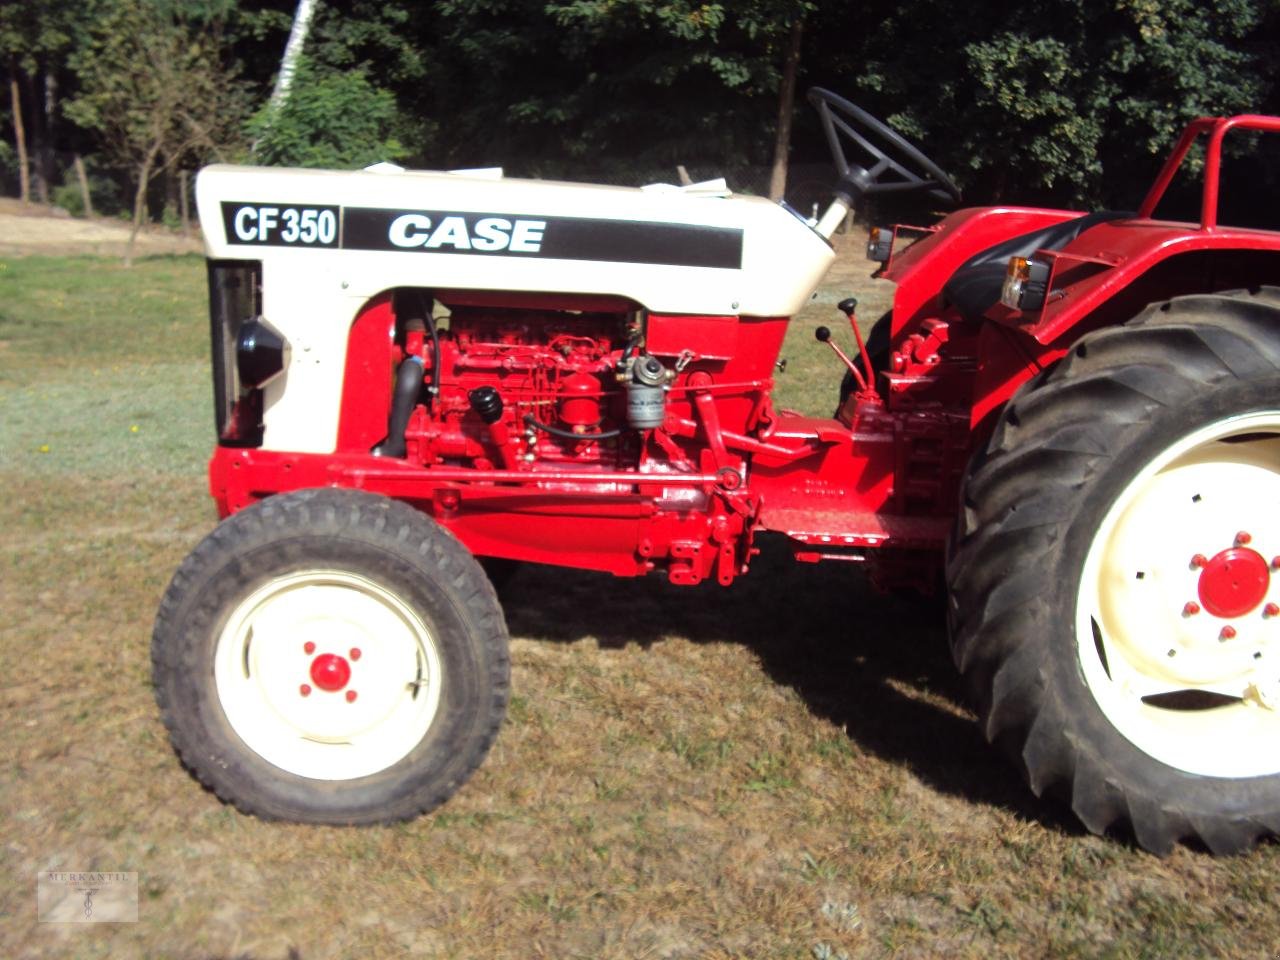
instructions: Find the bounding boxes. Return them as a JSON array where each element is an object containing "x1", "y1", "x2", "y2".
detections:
[
  {"x1": 948, "y1": 285, "x2": 1280, "y2": 854},
  {"x1": 152, "y1": 487, "x2": 509, "y2": 825}
]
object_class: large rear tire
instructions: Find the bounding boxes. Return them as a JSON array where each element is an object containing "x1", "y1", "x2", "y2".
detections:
[
  {"x1": 152, "y1": 488, "x2": 510, "y2": 824},
  {"x1": 948, "y1": 287, "x2": 1280, "y2": 854}
]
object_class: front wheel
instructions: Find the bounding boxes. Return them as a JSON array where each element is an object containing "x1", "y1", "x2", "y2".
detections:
[
  {"x1": 152, "y1": 488, "x2": 510, "y2": 824},
  {"x1": 948, "y1": 288, "x2": 1280, "y2": 854}
]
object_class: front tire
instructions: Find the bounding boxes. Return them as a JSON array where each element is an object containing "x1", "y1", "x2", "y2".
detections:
[
  {"x1": 948, "y1": 288, "x2": 1280, "y2": 854},
  {"x1": 152, "y1": 488, "x2": 510, "y2": 824}
]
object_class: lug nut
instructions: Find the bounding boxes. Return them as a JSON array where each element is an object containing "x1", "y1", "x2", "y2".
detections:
[
  {"x1": 1191, "y1": 554, "x2": 1208, "y2": 569},
  {"x1": 304, "y1": 641, "x2": 316, "y2": 654},
  {"x1": 1265, "y1": 603, "x2": 1280, "y2": 618},
  {"x1": 1236, "y1": 531, "x2": 1253, "y2": 545},
  {"x1": 1183, "y1": 601, "x2": 1201, "y2": 616},
  {"x1": 1220, "y1": 625, "x2": 1237, "y2": 641},
  {"x1": 350, "y1": 648, "x2": 362, "y2": 661},
  {"x1": 346, "y1": 690, "x2": 358, "y2": 703},
  {"x1": 300, "y1": 684, "x2": 312, "y2": 697}
]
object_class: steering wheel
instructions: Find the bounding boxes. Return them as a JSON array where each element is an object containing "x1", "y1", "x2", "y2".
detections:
[{"x1": 807, "y1": 87, "x2": 961, "y2": 206}]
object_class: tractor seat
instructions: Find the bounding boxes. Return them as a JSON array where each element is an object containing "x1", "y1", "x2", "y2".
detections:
[{"x1": 942, "y1": 210, "x2": 1132, "y2": 319}]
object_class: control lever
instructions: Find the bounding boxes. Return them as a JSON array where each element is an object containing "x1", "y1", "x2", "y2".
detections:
[
  {"x1": 815, "y1": 325, "x2": 869, "y2": 394},
  {"x1": 837, "y1": 296, "x2": 877, "y2": 390}
]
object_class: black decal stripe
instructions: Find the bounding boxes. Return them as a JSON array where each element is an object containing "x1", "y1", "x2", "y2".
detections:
[
  {"x1": 342, "y1": 207, "x2": 743, "y2": 270},
  {"x1": 541, "y1": 218, "x2": 742, "y2": 269}
]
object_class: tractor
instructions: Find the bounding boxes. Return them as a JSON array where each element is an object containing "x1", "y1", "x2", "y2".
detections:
[{"x1": 153, "y1": 89, "x2": 1280, "y2": 855}]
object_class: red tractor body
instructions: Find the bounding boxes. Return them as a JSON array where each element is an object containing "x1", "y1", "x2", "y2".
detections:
[
  {"x1": 156, "y1": 101, "x2": 1280, "y2": 853},
  {"x1": 208, "y1": 115, "x2": 1280, "y2": 589}
]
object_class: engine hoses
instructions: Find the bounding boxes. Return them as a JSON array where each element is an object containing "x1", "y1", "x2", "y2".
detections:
[{"x1": 523, "y1": 413, "x2": 621, "y2": 442}]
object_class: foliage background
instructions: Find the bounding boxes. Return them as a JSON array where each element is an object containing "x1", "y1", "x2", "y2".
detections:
[{"x1": 4, "y1": 0, "x2": 1280, "y2": 219}]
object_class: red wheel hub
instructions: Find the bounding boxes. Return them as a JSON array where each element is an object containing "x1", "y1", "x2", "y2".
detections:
[
  {"x1": 309, "y1": 652, "x2": 352, "y2": 692},
  {"x1": 1197, "y1": 547, "x2": 1270, "y2": 619}
]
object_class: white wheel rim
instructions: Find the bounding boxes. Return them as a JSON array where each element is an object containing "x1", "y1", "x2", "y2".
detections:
[
  {"x1": 1077, "y1": 412, "x2": 1280, "y2": 778},
  {"x1": 214, "y1": 570, "x2": 443, "y2": 780}
]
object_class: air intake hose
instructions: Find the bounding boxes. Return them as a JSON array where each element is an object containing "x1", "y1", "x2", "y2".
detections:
[{"x1": 373, "y1": 354, "x2": 425, "y2": 458}]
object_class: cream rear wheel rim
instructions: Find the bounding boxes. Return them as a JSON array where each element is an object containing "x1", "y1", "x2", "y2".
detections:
[{"x1": 1076, "y1": 412, "x2": 1280, "y2": 778}]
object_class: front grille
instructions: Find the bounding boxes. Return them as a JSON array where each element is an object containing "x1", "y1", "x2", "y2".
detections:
[{"x1": 207, "y1": 259, "x2": 263, "y2": 445}]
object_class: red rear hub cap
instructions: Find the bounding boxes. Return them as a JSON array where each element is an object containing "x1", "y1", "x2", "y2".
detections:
[
  {"x1": 309, "y1": 653, "x2": 352, "y2": 692},
  {"x1": 1197, "y1": 547, "x2": 1270, "y2": 619}
]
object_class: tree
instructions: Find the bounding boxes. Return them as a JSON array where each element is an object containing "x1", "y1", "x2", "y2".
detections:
[
  {"x1": 246, "y1": 59, "x2": 405, "y2": 168},
  {"x1": 0, "y1": 0, "x2": 92, "y2": 203},
  {"x1": 250, "y1": 0, "x2": 318, "y2": 157},
  {"x1": 768, "y1": 17, "x2": 804, "y2": 200},
  {"x1": 824, "y1": 0, "x2": 1273, "y2": 208},
  {"x1": 244, "y1": 0, "x2": 422, "y2": 168},
  {"x1": 65, "y1": 0, "x2": 248, "y2": 264},
  {"x1": 403, "y1": 0, "x2": 819, "y2": 189}
]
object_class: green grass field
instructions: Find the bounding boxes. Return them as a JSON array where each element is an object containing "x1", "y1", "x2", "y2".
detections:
[{"x1": 2, "y1": 251, "x2": 1277, "y2": 959}]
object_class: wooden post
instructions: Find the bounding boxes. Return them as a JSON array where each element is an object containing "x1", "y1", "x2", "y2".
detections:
[
  {"x1": 73, "y1": 154, "x2": 94, "y2": 218},
  {"x1": 9, "y1": 70, "x2": 29, "y2": 204}
]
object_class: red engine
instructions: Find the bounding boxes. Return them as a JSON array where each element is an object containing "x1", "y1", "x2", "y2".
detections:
[{"x1": 393, "y1": 292, "x2": 641, "y2": 476}]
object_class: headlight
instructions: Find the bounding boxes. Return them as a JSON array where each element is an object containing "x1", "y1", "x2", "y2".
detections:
[
  {"x1": 866, "y1": 226, "x2": 893, "y2": 262},
  {"x1": 1000, "y1": 256, "x2": 1051, "y2": 311},
  {"x1": 236, "y1": 316, "x2": 290, "y2": 388}
]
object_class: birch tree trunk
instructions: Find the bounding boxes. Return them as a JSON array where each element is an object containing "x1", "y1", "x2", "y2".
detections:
[{"x1": 252, "y1": 0, "x2": 319, "y2": 156}]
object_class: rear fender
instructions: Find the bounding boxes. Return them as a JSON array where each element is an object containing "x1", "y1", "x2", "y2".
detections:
[
  {"x1": 969, "y1": 229, "x2": 1280, "y2": 441},
  {"x1": 879, "y1": 206, "x2": 1082, "y2": 340},
  {"x1": 1001, "y1": 222, "x2": 1280, "y2": 346}
]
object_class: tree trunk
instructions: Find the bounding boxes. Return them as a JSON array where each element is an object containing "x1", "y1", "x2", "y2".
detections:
[
  {"x1": 164, "y1": 166, "x2": 179, "y2": 226},
  {"x1": 768, "y1": 18, "x2": 804, "y2": 202},
  {"x1": 73, "y1": 154, "x2": 94, "y2": 218},
  {"x1": 252, "y1": 0, "x2": 319, "y2": 156},
  {"x1": 125, "y1": 140, "x2": 163, "y2": 268},
  {"x1": 9, "y1": 68, "x2": 29, "y2": 204},
  {"x1": 39, "y1": 68, "x2": 57, "y2": 203},
  {"x1": 179, "y1": 169, "x2": 190, "y2": 237},
  {"x1": 22, "y1": 69, "x2": 49, "y2": 203}
]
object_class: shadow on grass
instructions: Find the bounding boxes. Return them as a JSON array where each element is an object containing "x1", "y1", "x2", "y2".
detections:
[{"x1": 497, "y1": 533, "x2": 1084, "y2": 838}]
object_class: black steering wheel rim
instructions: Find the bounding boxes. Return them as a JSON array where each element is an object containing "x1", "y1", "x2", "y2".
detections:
[{"x1": 807, "y1": 87, "x2": 961, "y2": 206}]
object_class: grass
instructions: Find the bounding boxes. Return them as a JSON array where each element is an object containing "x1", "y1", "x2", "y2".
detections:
[{"x1": 2, "y1": 248, "x2": 1278, "y2": 959}]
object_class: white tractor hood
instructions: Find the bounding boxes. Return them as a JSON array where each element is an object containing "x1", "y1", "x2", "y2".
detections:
[{"x1": 196, "y1": 163, "x2": 836, "y2": 318}]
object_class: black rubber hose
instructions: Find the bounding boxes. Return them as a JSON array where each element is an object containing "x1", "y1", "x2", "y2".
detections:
[
  {"x1": 374, "y1": 355, "x2": 425, "y2": 458},
  {"x1": 523, "y1": 413, "x2": 621, "y2": 441}
]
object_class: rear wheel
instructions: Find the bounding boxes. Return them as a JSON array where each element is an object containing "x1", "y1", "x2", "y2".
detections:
[
  {"x1": 948, "y1": 287, "x2": 1280, "y2": 854},
  {"x1": 153, "y1": 488, "x2": 509, "y2": 824}
]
